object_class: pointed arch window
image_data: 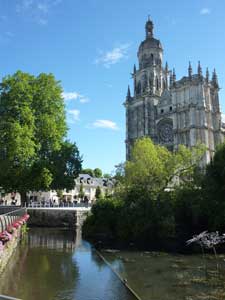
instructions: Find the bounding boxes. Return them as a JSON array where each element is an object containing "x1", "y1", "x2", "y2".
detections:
[
  {"x1": 151, "y1": 53, "x2": 154, "y2": 64},
  {"x1": 156, "y1": 77, "x2": 159, "y2": 90}
]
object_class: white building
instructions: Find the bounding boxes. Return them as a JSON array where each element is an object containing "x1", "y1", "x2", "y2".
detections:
[{"x1": 27, "y1": 174, "x2": 115, "y2": 204}]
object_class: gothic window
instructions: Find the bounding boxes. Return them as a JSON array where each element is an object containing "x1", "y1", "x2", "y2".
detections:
[
  {"x1": 136, "y1": 81, "x2": 141, "y2": 95},
  {"x1": 142, "y1": 73, "x2": 147, "y2": 92},
  {"x1": 156, "y1": 77, "x2": 159, "y2": 90},
  {"x1": 151, "y1": 54, "x2": 154, "y2": 64}
]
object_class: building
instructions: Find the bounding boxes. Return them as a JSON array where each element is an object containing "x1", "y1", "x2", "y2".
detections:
[
  {"x1": 125, "y1": 18, "x2": 225, "y2": 164},
  {"x1": 27, "y1": 174, "x2": 115, "y2": 204}
]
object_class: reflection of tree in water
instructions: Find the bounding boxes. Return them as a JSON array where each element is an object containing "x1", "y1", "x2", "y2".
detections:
[{"x1": 0, "y1": 228, "x2": 80, "y2": 300}]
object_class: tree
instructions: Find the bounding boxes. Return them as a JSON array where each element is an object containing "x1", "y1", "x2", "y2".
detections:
[
  {"x1": 82, "y1": 168, "x2": 94, "y2": 177},
  {"x1": 56, "y1": 190, "x2": 63, "y2": 201},
  {"x1": 0, "y1": 71, "x2": 82, "y2": 204},
  {"x1": 79, "y1": 183, "x2": 85, "y2": 200},
  {"x1": 125, "y1": 137, "x2": 205, "y2": 200},
  {"x1": 95, "y1": 186, "x2": 102, "y2": 200},
  {"x1": 200, "y1": 143, "x2": 225, "y2": 231},
  {"x1": 103, "y1": 173, "x2": 111, "y2": 179},
  {"x1": 93, "y1": 168, "x2": 102, "y2": 178}
]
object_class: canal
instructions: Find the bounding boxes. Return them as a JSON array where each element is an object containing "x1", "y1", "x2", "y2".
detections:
[
  {"x1": 0, "y1": 228, "x2": 136, "y2": 300},
  {"x1": 1, "y1": 228, "x2": 225, "y2": 300}
]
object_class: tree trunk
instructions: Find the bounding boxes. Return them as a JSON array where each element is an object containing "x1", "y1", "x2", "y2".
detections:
[{"x1": 19, "y1": 191, "x2": 27, "y2": 207}]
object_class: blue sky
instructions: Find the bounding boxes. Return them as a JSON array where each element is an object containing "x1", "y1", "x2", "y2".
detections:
[{"x1": 0, "y1": 0, "x2": 225, "y2": 174}]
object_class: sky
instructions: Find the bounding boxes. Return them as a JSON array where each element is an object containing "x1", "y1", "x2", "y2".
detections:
[{"x1": 0, "y1": 0, "x2": 225, "y2": 174}]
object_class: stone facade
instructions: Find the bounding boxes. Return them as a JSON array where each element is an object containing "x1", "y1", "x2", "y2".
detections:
[{"x1": 125, "y1": 18, "x2": 225, "y2": 164}]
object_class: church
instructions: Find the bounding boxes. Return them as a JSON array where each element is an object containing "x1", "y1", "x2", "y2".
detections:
[{"x1": 125, "y1": 18, "x2": 225, "y2": 164}]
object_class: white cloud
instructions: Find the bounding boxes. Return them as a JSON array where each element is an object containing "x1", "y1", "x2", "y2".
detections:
[
  {"x1": 67, "y1": 109, "x2": 80, "y2": 124},
  {"x1": 200, "y1": 8, "x2": 211, "y2": 15},
  {"x1": 222, "y1": 113, "x2": 225, "y2": 123},
  {"x1": 92, "y1": 119, "x2": 119, "y2": 130},
  {"x1": 63, "y1": 92, "x2": 80, "y2": 101},
  {"x1": 79, "y1": 97, "x2": 89, "y2": 103},
  {"x1": 16, "y1": 0, "x2": 62, "y2": 25},
  {"x1": 62, "y1": 92, "x2": 90, "y2": 104},
  {"x1": 95, "y1": 44, "x2": 130, "y2": 68}
]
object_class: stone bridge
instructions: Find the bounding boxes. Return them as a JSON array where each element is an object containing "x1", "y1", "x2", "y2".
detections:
[{"x1": 27, "y1": 207, "x2": 91, "y2": 228}]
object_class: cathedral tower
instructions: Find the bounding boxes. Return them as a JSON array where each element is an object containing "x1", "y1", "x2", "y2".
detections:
[{"x1": 125, "y1": 18, "x2": 225, "y2": 163}]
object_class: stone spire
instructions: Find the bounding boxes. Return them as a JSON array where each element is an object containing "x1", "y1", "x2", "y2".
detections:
[
  {"x1": 198, "y1": 61, "x2": 202, "y2": 77},
  {"x1": 172, "y1": 68, "x2": 176, "y2": 86},
  {"x1": 165, "y1": 62, "x2": 169, "y2": 89},
  {"x1": 188, "y1": 61, "x2": 192, "y2": 79},
  {"x1": 212, "y1": 69, "x2": 219, "y2": 89},
  {"x1": 206, "y1": 68, "x2": 209, "y2": 83},
  {"x1": 126, "y1": 85, "x2": 131, "y2": 99},
  {"x1": 145, "y1": 17, "x2": 154, "y2": 39},
  {"x1": 133, "y1": 64, "x2": 136, "y2": 74},
  {"x1": 165, "y1": 62, "x2": 169, "y2": 72},
  {"x1": 169, "y1": 70, "x2": 173, "y2": 87}
]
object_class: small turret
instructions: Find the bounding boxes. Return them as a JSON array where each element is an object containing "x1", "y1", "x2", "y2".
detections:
[
  {"x1": 198, "y1": 61, "x2": 202, "y2": 77},
  {"x1": 126, "y1": 85, "x2": 131, "y2": 100},
  {"x1": 145, "y1": 16, "x2": 154, "y2": 39},
  {"x1": 212, "y1": 69, "x2": 219, "y2": 89},
  {"x1": 169, "y1": 70, "x2": 173, "y2": 87},
  {"x1": 188, "y1": 62, "x2": 192, "y2": 79},
  {"x1": 206, "y1": 68, "x2": 209, "y2": 83},
  {"x1": 165, "y1": 62, "x2": 169, "y2": 73},
  {"x1": 172, "y1": 68, "x2": 176, "y2": 86}
]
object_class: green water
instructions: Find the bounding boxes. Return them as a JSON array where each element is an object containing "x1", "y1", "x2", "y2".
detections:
[
  {"x1": 102, "y1": 249, "x2": 225, "y2": 300},
  {"x1": 0, "y1": 228, "x2": 136, "y2": 300}
]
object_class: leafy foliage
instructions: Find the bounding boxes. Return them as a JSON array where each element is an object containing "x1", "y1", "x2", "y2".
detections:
[
  {"x1": 0, "y1": 71, "x2": 82, "y2": 203},
  {"x1": 93, "y1": 168, "x2": 102, "y2": 178},
  {"x1": 95, "y1": 186, "x2": 103, "y2": 200},
  {"x1": 83, "y1": 137, "x2": 206, "y2": 248}
]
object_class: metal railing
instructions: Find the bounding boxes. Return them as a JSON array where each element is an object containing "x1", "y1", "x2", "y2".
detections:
[
  {"x1": 0, "y1": 206, "x2": 21, "y2": 215},
  {"x1": 0, "y1": 208, "x2": 26, "y2": 233},
  {"x1": 26, "y1": 202, "x2": 92, "y2": 208},
  {"x1": 0, "y1": 295, "x2": 22, "y2": 300}
]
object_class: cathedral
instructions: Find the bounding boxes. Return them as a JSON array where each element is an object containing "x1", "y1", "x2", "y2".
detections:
[{"x1": 125, "y1": 18, "x2": 225, "y2": 164}]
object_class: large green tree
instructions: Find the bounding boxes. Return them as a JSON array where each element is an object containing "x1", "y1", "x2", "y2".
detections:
[
  {"x1": 93, "y1": 168, "x2": 102, "y2": 178},
  {"x1": 125, "y1": 137, "x2": 205, "y2": 200},
  {"x1": 0, "y1": 71, "x2": 82, "y2": 204},
  {"x1": 200, "y1": 142, "x2": 225, "y2": 230}
]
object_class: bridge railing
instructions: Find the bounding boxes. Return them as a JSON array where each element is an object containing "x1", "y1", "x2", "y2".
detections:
[
  {"x1": 0, "y1": 208, "x2": 26, "y2": 233},
  {"x1": 0, "y1": 295, "x2": 22, "y2": 300},
  {"x1": 26, "y1": 202, "x2": 92, "y2": 208}
]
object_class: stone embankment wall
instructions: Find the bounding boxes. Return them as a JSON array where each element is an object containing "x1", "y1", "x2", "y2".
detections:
[
  {"x1": 0, "y1": 228, "x2": 21, "y2": 274},
  {"x1": 27, "y1": 209, "x2": 89, "y2": 228}
]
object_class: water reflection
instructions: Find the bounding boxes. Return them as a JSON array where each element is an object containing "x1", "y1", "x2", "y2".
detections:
[{"x1": 0, "y1": 229, "x2": 136, "y2": 300}]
